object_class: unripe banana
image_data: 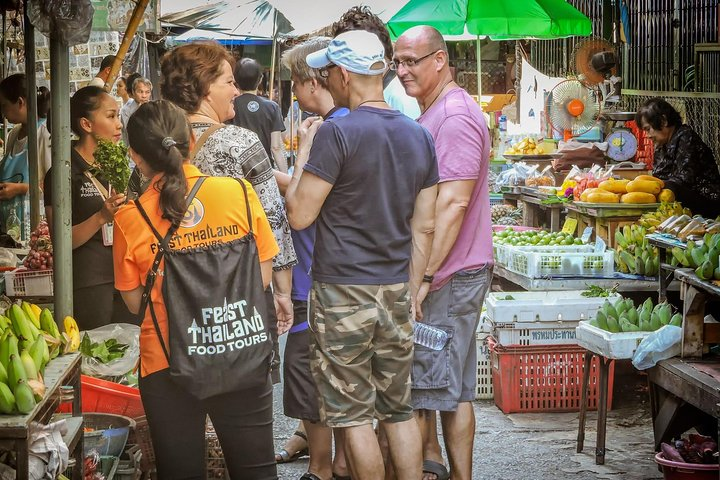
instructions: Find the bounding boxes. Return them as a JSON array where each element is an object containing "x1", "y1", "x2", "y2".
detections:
[
  {"x1": 0, "y1": 315, "x2": 9, "y2": 331},
  {"x1": 20, "y1": 351, "x2": 37, "y2": 381},
  {"x1": 9, "y1": 305, "x2": 34, "y2": 342},
  {"x1": 29, "y1": 303, "x2": 41, "y2": 322},
  {"x1": 8, "y1": 354, "x2": 27, "y2": 387},
  {"x1": 0, "y1": 362, "x2": 7, "y2": 385},
  {"x1": 0, "y1": 335, "x2": 18, "y2": 373},
  {"x1": 14, "y1": 379, "x2": 36, "y2": 414},
  {"x1": 29, "y1": 337, "x2": 46, "y2": 373},
  {"x1": 0, "y1": 382, "x2": 15, "y2": 414},
  {"x1": 39, "y1": 309, "x2": 61, "y2": 340}
]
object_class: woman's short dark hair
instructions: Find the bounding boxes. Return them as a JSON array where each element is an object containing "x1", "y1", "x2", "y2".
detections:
[
  {"x1": 70, "y1": 86, "x2": 110, "y2": 136},
  {"x1": 127, "y1": 100, "x2": 190, "y2": 224},
  {"x1": 331, "y1": 6, "x2": 393, "y2": 61},
  {"x1": 235, "y1": 58, "x2": 263, "y2": 91},
  {"x1": 160, "y1": 41, "x2": 235, "y2": 113},
  {"x1": 635, "y1": 97, "x2": 683, "y2": 130},
  {"x1": 0, "y1": 73, "x2": 52, "y2": 118},
  {"x1": 125, "y1": 72, "x2": 142, "y2": 95}
]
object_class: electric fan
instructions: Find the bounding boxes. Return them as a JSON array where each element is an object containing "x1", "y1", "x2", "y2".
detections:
[
  {"x1": 572, "y1": 37, "x2": 621, "y2": 106},
  {"x1": 545, "y1": 79, "x2": 602, "y2": 142}
]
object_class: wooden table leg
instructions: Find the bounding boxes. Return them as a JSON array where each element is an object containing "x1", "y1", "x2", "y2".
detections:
[
  {"x1": 681, "y1": 284, "x2": 706, "y2": 358},
  {"x1": 550, "y1": 207, "x2": 560, "y2": 232},
  {"x1": 595, "y1": 357, "x2": 611, "y2": 465},
  {"x1": 17, "y1": 438, "x2": 28, "y2": 480},
  {"x1": 576, "y1": 351, "x2": 593, "y2": 453}
]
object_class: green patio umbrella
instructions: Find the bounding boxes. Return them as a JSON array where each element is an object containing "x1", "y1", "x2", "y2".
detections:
[{"x1": 387, "y1": 0, "x2": 592, "y2": 97}]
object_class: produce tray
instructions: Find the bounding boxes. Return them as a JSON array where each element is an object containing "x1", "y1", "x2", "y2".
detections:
[
  {"x1": 575, "y1": 320, "x2": 652, "y2": 359},
  {"x1": 486, "y1": 291, "x2": 619, "y2": 323},
  {"x1": 475, "y1": 333, "x2": 493, "y2": 400},
  {"x1": 4, "y1": 268, "x2": 53, "y2": 296},
  {"x1": 503, "y1": 248, "x2": 614, "y2": 278},
  {"x1": 573, "y1": 201, "x2": 662, "y2": 209},
  {"x1": 495, "y1": 243, "x2": 593, "y2": 266},
  {"x1": 503, "y1": 153, "x2": 562, "y2": 161}
]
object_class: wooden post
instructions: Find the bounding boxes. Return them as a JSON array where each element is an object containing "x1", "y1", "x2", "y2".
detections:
[
  {"x1": 268, "y1": 9, "x2": 279, "y2": 103},
  {"x1": 105, "y1": 0, "x2": 151, "y2": 91},
  {"x1": 681, "y1": 283, "x2": 705, "y2": 358}
]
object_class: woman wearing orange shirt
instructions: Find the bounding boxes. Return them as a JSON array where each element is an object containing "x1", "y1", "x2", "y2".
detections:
[{"x1": 113, "y1": 100, "x2": 279, "y2": 479}]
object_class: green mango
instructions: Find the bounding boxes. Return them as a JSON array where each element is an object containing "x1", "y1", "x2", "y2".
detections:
[
  {"x1": 626, "y1": 307, "x2": 639, "y2": 325},
  {"x1": 650, "y1": 312, "x2": 662, "y2": 331},
  {"x1": 691, "y1": 248, "x2": 706, "y2": 269},
  {"x1": 669, "y1": 313, "x2": 682, "y2": 327}
]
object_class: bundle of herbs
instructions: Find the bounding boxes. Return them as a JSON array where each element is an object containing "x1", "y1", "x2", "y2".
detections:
[
  {"x1": 92, "y1": 139, "x2": 131, "y2": 194},
  {"x1": 80, "y1": 333, "x2": 129, "y2": 364}
]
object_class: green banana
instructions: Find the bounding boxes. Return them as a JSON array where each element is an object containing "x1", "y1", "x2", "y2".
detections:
[
  {"x1": 603, "y1": 301, "x2": 618, "y2": 319},
  {"x1": 8, "y1": 305, "x2": 33, "y2": 342},
  {"x1": 29, "y1": 338, "x2": 43, "y2": 374},
  {"x1": 20, "y1": 303, "x2": 40, "y2": 330},
  {"x1": 8, "y1": 354, "x2": 26, "y2": 387},
  {"x1": 615, "y1": 231, "x2": 628, "y2": 248},
  {"x1": 670, "y1": 313, "x2": 683, "y2": 327},
  {"x1": 650, "y1": 312, "x2": 662, "y2": 331},
  {"x1": 0, "y1": 382, "x2": 15, "y2": 414},
  {"x1": 39, "y1": 309, "x2": 61, "y2": 340},
  {"x1": 607, "y1": 315, "x2": 621, "y2": 333},
  {"x1": 0, "y1": 335, "x2": 18, "y2": 373},
  {"x1": 0, "y1": 315, "x2": 9, "y2": 331},
  {"x1": 19, "y1": 351, "x2": 37, "y2": 381},
  {"x1": 645, "y1": 257, "x2": 655, "y2": 276},
  {"x1": 626, "y1": 307, "x2": 639, "y2": 326},
  {"x1": 621, "y1": 318, "x2": 641, "y2": 332},
  {"x1": 658, "y1": 304, "x2": 672, "y2": 325},
  {"x1": 14, "y1": 379, "x2": 36, "y2": 414},
  {"x1": 596, "y1": 310, "x2": 609, "y2": 331},
  {"x1": 708, "y1": 247, "x2": 720, "y2": 268},
  {"x1": 636, "y1": 255, "x2": 645, "y2": 275},
  {"x1": 589, "y1": 319, "x2": 599, "y2": 328},
  {"x1": 672, "y1": 247, "x2": 690, "y2": 267},
  {"x1": 615, "y1": 299, "x2": 628, "y2": 316},
  {"x1": 620, "y1": 251, "x2": 636, "y2": 271},
  {"x1": 691, "y1": 248, "x2": 706, "y2": 269},
  {"x1": 0, "y1": 362, "x2": 7, "y2": 385}
]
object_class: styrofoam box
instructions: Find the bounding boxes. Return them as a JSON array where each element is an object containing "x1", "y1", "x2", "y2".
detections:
[
  {"x1": 476, "y1": 333, "x2": 493, "y2": 400},
  {"x1": 495, "y1": 243, "x2": 593, "y2": 267},
  {"x1": 492, "y1": 319, "x2": 580, "y2": 346},
  {"x1": 486, "y1": 291, "x2": 621, "y2": 323},
  {"x1": 505, "y1": 248, "x2": 615, "y2": 278},
  {"x1": 575, "y1": 320, "x2": 651, "y2": 359}
]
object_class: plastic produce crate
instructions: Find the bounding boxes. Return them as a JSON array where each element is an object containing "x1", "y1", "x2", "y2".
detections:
[
  {"x1": 4, "y1": 268, "x2": 53, "y2": 296},
  {"x1": 486, "y1": 290, "x2": 620, "y2": 324},
  {"x1": 58, "y1": 375, "x2": 145, "y2": 418},
  {"x1": 489, "y1": 193, "x2": 505, "y2": 206},
  {"x1": 575, "y1": 320, "x2": 652, "y2": 359},
  {"x1": 475, "y1": 333, "x2": 493, "y2": 399},
  {"x1": 494, "y1": 243, "x2": 594, "y2": 266},
  {"x1": 490, "y1": 341, "x2": 614, "y2": 413},
  {"x1": 504, "y1": 248, "x2": 615, "y2": 278},
  {"x1": 492, "y1": 320, "x2": 580, "y2": 346}
]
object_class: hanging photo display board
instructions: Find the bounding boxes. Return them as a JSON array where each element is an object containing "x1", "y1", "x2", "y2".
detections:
[{"x1": 91, "y1": 0, "x2": 161, "y2": 33}]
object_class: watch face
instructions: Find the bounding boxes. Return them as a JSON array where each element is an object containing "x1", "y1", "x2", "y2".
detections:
[{"x1": 607, "y1": 129, "x2": 638, "y2": 162}]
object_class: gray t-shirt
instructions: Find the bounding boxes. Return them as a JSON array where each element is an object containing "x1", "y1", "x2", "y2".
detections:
[{"x1": 304, "y1": 106, "x2": 439, "y2": 285}]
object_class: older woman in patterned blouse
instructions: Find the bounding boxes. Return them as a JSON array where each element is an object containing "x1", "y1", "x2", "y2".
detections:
[{"x1": 160, "y1": 41, "x2": 297, "y2": 371}]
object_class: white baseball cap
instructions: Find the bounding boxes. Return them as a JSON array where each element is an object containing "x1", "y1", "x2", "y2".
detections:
[{"x1": 306, "y1": 30, "x2": 387, "y2": 76}]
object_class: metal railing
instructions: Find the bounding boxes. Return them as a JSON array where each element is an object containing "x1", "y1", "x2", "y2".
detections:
[{"x1": 621, "y1": 90, "x2": 720, "y2": 163}]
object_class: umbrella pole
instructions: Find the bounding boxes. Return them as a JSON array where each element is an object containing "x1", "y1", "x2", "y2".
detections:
[
  {"x1": 476, "y1": 36, "x2": 482, "y2": 101},
  {"x1": 269, "y1": 9, "x2": 278, "y2": 102}
]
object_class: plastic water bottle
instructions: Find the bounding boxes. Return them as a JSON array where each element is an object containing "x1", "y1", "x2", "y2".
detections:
[
  {"x1": 498, "y1": 114, "x2": 507, "y2": 132},
  {"x1": 413, "y1": 322, "x2": 450, "y2": 351}
]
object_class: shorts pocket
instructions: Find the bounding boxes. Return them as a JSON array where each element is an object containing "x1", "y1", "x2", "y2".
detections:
[
  {"x1": 411, "y1": 326, "x2": 454, "y2": 390},
  {"x1": 449, "y1": 267, "x2": 490, "y2": 316}
]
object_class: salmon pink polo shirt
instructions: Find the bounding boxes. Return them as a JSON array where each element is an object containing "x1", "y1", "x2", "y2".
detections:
[{"x1": 418, "y1": 87, "x2": 493, "y2": 291}]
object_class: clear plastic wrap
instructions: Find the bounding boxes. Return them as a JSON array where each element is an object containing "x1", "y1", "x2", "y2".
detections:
[
  {"x1": 27, "y1": 0, "x2": 94, "y2": 47},
  {"x1": 81, "y1": 323, "x2": 140, "y2": 378}
]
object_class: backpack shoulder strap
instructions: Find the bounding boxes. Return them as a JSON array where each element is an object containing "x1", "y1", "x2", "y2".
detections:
[
  {"x1": 188, "y1": 124, "x2": 227, "y2": 162},
  {"x1": 136, "y1": 176, "x2": 207, "y2": 362}
]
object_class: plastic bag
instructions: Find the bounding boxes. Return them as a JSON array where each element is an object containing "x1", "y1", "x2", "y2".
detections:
[
  {"x1": 27, "y1": 0, "x2": 94, "y2": 47},
  {"x1": 525, "y1": 165, "x2": 555, "y2": 187},
  {"x1": 494, "y1": 162, "x2": 534, "y2": 191},
  {"x1": 81, "y1": 323, "x2": 140, "y2": 378},
  {"x1": 0, "y1": 248, "x2": 17, "y2": 268},
  {"x1": 631, "y1": 325, "x2": 682, "y2": 370}
]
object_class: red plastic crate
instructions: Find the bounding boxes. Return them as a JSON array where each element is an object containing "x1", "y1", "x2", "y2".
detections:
[
  {"x1": 490, "y1": 342, "x2": 614, "y2": 413},
  {"x1": 59, "y1": 375, "x2": 145, "y2": 418}
]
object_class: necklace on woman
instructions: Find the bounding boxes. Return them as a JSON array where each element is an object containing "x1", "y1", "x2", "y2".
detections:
[
  {"x1": 423, "y1": 79, "x2": 454, "y2": 112},
  {"x1": 357, "y1": 99, "x2": 386, "y2": 108}
]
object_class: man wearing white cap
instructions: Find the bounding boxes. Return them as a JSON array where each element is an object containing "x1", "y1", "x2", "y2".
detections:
[{"x1": 285, "y1": 30, "x2": 438, "y2": 480}]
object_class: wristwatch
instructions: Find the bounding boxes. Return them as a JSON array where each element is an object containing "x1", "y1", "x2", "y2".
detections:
[{"x1": 422, "y1": 274, "x2": 434, "y2": 284}]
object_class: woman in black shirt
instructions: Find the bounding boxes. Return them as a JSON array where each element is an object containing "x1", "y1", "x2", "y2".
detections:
[
  {"x1": 636, "y1": 97, "x2": 720, "y2": 218},
  {"x1": 44, "y1": 86, "x2": 135, "y2": 329}
]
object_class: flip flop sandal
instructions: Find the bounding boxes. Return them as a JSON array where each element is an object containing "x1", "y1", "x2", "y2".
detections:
[
  {"x1": 423, "y1": 460, "x2": 450, "y2": 480},
  {"x1": 275, "y1": 430, "x2": 309, "y2": 464},
  {"x1": 332, "y1": 474, "x2": 351, "y2": 480},
  {"x1": 299, "y1": 474, "x2": 322, "y2": 480}
]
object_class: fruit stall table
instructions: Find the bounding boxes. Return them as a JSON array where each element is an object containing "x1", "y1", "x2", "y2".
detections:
[
  {"x1": 0, "y1": 353, "x2": 82, "y2": 479},
  {"x1": 516, "y1": 187, "x2": 565, "y2": 232},
  {"x1": 564, "y1": 202, "x2": 661, "y2": 249},
  {"x1": 647, "y1": 269, "x2": 720, "y2": 450}
]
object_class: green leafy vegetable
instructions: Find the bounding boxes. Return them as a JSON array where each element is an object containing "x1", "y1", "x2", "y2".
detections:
[
  {"x1": 581, "y1": 283, "x2": 619, "y2": 298},
  {"x1": 92, "y1": 139, "x2": 131, "y2": 194},
  {"x1": 79, "y1": 333, "x2": 129, "y2": 364}
]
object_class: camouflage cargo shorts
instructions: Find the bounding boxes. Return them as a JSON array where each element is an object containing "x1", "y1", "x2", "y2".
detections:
[{"x1": 308, "y1": 282, "x2": 414, "y2": 428}]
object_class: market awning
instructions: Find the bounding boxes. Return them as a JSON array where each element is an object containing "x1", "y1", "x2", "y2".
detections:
[{"x1": 173, "y1": 28, "x2": 272, "y2": 45}]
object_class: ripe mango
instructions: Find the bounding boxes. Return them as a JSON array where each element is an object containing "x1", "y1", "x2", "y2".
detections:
[
  {"x1": 658, "y1": 189, "x2": 675, "y2": 203},
  {"x1": 626, "y1": 179, "x2": 663, "y2": 195},
  {"x1": 598, "y1": 178, "x2": 630, "y2": 194},
  {"x1": 587, "y1": 190, "x2": 620, "y2": 203},
  {"x1": 621, "y1": 192, "x2": 657, "y2": 204},
  {"x1": 635, "y1": 175, "x2": 665, "y2": 188}
]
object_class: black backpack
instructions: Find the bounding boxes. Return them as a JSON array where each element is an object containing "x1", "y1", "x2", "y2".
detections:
[{"x1": 136, "y1": 177, "x2": 272, "y2": 399}]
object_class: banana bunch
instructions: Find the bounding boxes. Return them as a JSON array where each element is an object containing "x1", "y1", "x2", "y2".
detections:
[
  {"x1": 504, "y1": 137, "x2": 545, "y2": 156},
  {"x1": 614, "y1": 224, "x2": 660, "y2": 276},
  {"x1": 637, "y1": 202, "x2": 689, "y2": 232},
  {"x1": 589, "y1": 297, "x2": 681, "y2": 333},
  {"x1": 670, "y1": 233, "x2": 720, "y2": 281},
  {"x1": 0, "y1": 303, "x2": 70, "y2": 414}
]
